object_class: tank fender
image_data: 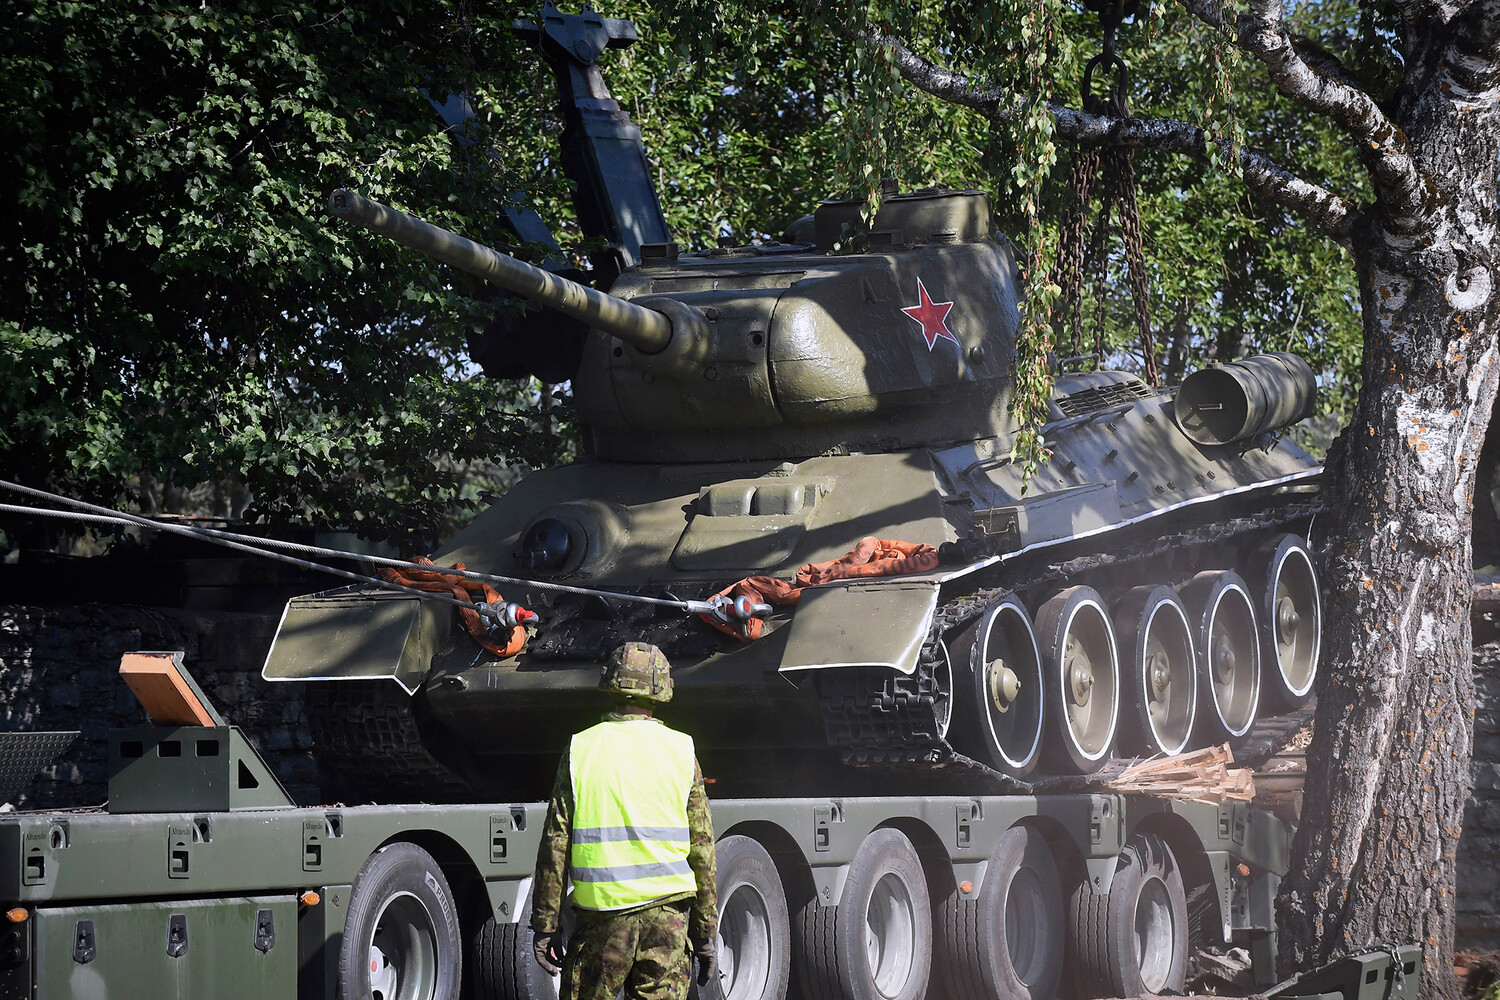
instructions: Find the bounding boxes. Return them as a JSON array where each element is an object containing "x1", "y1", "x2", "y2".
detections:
[
  {"x1": 261, "y1": 588, "x2": 439, "y2": 695},
  {"x1": 778, "y1": 579, "x2": 939, "y2": 675},
  {"x1": 971, "y1": 481, "x2": 1122, "y2": 552}
]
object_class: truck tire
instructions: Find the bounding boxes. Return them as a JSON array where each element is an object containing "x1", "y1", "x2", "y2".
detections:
[
  {"x1": 712, "y1": 835, "x2": 791, "y2": 1000},
  {"x1": 339, "y1": 841, "x2": 462, "y2": 1000},
  {"x1": 468, "y1": 885, "x2": 562, "y2": 1000},
  {"x1": 945, "y1": 825, "x2": 1063, "y2": 1000},
  {"x1": 796, "y1": 828, "x2": 931, "y2": 1000},
  {"x1": 1068, "y1": 832, "x2": 1188, "y2": 999}
]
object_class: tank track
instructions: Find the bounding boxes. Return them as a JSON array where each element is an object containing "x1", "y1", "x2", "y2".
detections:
[
  {"x1": 818, "y1": 502, "x2": 1323, "y2": 782},
  {"x1": 307, "y1": 681, "x2": 475, "y2": 804}
]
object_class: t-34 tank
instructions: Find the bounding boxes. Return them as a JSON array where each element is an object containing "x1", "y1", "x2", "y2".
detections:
[{"x1": 263, "y1": 4, "x2": 1324, "y2": 801}]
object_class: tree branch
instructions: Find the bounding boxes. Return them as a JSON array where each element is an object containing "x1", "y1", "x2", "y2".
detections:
[
  {"x1": 864, "y1": 26, "x2": 1359, "y2": 247},
  {"x1": 1178, "y1": 0, "x2": 1425, "y2": 222},
  {"x1": 1441, "y1": 0, "x2": 1500, "y2": 102}
]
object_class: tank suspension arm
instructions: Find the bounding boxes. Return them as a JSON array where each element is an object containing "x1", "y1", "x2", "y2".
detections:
[{"x1": 329, "y1": 189, "x2": 673, "y2": 355}]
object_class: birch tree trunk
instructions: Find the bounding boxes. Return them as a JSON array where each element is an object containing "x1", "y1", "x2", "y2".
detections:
[
  {"x1": 1277, "y1": 30, "x2": 1500, "y2": 993},
  {"x1": 810, "y1": 0, "x2": 1500, "y2": 988}
]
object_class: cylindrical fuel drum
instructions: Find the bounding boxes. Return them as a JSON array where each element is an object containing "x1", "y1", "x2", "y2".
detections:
[{"x1": 1173, "y1": 352, "x2": 1317, "y2": 446}]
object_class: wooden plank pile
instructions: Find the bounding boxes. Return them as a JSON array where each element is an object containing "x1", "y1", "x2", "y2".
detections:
[{"x1": 1102, "y1": 744, "x2": 1256, "y2": 803}]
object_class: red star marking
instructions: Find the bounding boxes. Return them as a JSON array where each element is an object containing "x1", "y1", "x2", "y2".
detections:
[{"x1": 901, "y1": 278, "x2": 959, "y2": 350}]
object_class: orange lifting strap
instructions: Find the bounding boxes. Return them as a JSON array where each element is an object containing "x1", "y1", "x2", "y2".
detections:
[
  {"x1": 379, "y1": 556, "x2": 527, "y2": 658},
  {"x1": 703, "y1": 537, "x2": 940, "y2": 642}
]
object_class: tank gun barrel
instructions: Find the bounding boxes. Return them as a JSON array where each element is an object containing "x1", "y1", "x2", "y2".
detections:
[{"x1": 329, "y1": 189, "x2": 673, "y2": 354}]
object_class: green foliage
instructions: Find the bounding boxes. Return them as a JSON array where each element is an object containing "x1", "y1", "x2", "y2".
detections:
[
  {"x1": 653, "y1": 0, "x2": 1366, "y2": 458},
  {"x1": 1, "y1": 0, "x2": 570, "y2": 547},
  {"x1": 3, "y1": 0, "x2": 1370, "y2": 546}
]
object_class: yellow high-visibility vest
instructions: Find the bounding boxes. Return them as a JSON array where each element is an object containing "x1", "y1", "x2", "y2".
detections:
[{"x1": 569, "y1": 718, "x2": 697, "y2": 911}]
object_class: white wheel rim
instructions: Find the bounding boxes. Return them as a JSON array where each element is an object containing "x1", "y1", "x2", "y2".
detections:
[
  {"x1": 933, "y1": 643, "x2": 954, "y2": 739},
  {"x1": 719, "y1": 881, "x2": 773, "y2": 1000},
  {"x1": 1133, "y1": 876, "x2": 1176, "y2": 994},
  {"x1": 1005, "y1": 866, "x2": 1050, "y2": 986},
  {"x1": 1271, "y1": 546, "x2": 1320, "y2": 697},
  {"x1": 1141, "y1": 600, "x2": 1196, "y2": 754},
  {"x1": 366, "y1": 891, "x2": 438, "y2": 1000},
  {"x1": 1057, "y1": 599, "x2": 1119, "y2": 761},
  {"x1": 1206, "y1": 583, "x2": 1259, "y2": 736},
  {"x1": 864, "y1": 871, "x2": 917, "y2": 998},
  {"x1": 981, "y1": 601, "x2": 1045, "y2": 769}
]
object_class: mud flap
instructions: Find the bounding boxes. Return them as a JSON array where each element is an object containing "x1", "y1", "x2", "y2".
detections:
[
  {"x1": 778, "y1": 580, "x2": 938, "y2": 675},
  {"x1": 260, "y1": 588, "x2": 440, "y2": 694}
]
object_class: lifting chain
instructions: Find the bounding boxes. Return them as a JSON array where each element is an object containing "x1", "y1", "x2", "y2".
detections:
[{"x1": 1052, "y1": 0, "x2": 1158, "y2": 385}]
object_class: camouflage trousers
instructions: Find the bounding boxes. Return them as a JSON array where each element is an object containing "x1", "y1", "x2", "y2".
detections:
[{"x1": 561, "y1": 901, "x2": 691, "y2": 1000}]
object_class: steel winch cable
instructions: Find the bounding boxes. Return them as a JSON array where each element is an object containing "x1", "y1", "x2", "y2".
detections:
[
  {"x1": 0, "y1": 500, "x2": 518, "y2": 623},
  {"x1": 0, "y1": 481, "x2": 769, "y2": 625}
]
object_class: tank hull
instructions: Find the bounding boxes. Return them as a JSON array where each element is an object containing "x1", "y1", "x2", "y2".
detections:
[{"x1": 266, "y1": 374, "x2": 1323, "y2": 799}]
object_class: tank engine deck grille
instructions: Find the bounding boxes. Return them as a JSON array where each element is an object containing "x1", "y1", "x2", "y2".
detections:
[{"x1": 1055, "y1": 379, "x2": 1154, "y2": 417}]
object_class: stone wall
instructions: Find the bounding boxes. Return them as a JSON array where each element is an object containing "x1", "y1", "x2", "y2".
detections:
[{"x1": 0, "y1": 604, "x2": 318, "y2": 807}]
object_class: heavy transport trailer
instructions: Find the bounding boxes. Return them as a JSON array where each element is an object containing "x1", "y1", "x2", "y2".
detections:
[{"x1": 0, "y1": 653, "x2": 1307, "y2": 1000}]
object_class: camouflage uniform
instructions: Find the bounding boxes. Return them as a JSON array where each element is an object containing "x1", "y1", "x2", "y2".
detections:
[{"x1": 531, "y1": 710, "x2": 718, "y2": 1000}]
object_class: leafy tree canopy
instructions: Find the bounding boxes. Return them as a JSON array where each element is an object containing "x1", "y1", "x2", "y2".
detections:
[{"x1": 2, "y1": 0, "x2": 1363, "y2": 551}]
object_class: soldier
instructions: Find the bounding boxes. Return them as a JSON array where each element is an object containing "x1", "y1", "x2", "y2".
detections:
[{"x1": 530, "y1": 642, "x2": 719, "y2": 1000}]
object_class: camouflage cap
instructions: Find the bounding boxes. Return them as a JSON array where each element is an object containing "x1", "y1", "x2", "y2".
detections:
[{"x1": 600, "y1": 642, "x2": 673, "y2": 703}]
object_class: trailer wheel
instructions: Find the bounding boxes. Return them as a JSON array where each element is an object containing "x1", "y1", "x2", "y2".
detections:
[
  {"x1": 339, "y1": 842, "x2": 461, "y2": 1000},
  {"x1": 797, "y1": 828, "x2": 931, "y2": 1000},
  {"x1": 1251, "y1": 534, "x2": 1320, "y2": 711},
  {"x1": 1036, "y1": 587, "x2": 1120, "y2": 773},
  {"x1": 712, "y1": 836, "x2": 791, "y2": 1000},
  {"x1": 1180, "y1": 570, "x2": 1261, "y2": 744},
  {"x1": 943, "y1": 826, "x2": 1062, "y2": 1000},
  {"x1": 468, "y1": 883, "x2": 569, "y2": 1000},
  {"x1": 1069, "y1": 833, "x2": 1188, "y2": 999}
]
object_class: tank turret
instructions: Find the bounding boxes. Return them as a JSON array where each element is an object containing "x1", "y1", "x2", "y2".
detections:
[
  {"x1": 331, "y1": 186, "x2": 1021, "y2": 463},
  {"x1": 265, "y1": 5, "x2": 1325, "y2": 803}
]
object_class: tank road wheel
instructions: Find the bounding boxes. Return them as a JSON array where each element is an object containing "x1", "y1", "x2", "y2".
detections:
[
  {"x1": 796, "y1": 828, "x2": 932, "y2": 1000},
  {"x1": 943, "y1": 825, "x2": 1063, "y2": 1000},
  {"x1": 946, "y1": 595, "x2": 1046, "y2": 777},
  {"x1": 1035, "y1": 587, "x2": 1120, "y2": 773},
  {"x1": 1112, "y1": 586, "x2": 1198, "y2": 757},
  {"x1": 713, "y1": 836, "x2": 792, "y2": 1000},
  {"x1": 339, "y1": 842, "x2": 461, "y2": 1000},
  {"x1": 1252, "y1": 534, "x2": 1321, "y2": 710},
  {"x1": 1180, "y1": 570, "x2": 1261, "y2": 745},
  {"x1": 1069, "y1": 833, "x2": 1188, "y2": 999}
]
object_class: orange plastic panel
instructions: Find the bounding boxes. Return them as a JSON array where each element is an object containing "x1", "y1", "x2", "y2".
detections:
[{"x1": 119, "y1": 652, "x2": 216, "y2": 726}]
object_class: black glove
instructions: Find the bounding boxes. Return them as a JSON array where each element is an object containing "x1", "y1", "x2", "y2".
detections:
[
  {"x1": 691, "y1": 937, "x2": 717, "y2": 988},
  {"x1": 533, "y1": 932, "x2": 563, "y2": 975}
]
